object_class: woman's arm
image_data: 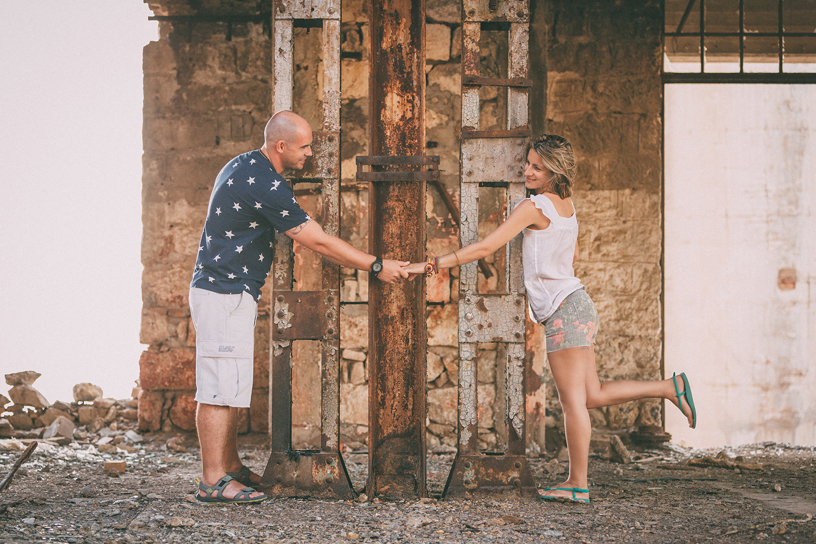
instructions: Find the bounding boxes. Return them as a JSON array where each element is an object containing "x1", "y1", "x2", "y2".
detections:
[{"x1": 405, "y1": 200, "x2": 549, "y2": 275}]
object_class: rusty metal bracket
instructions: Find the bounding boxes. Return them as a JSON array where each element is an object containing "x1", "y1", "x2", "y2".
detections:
[
  {"x1": 272, "y1": 291, "x2": 337, "y2": 340},
  {"x1": 459, "y1": 293, "x2": 526, "y2": 343},
  {"x1": 461, "y1": 126, "x2": 532, "y2": 139},
  {"x1": 356, "y1": 155, "x2": 440, "y2": 183},
  {"x1": 443, "y1": 453, "x2": 536, "y2": 498},
  {"x1": 259, "y1": 450, "x2": 354, "y2": 499},
  {"x1": 462, "y1": 75, "x2": 532, "y2": 87}
]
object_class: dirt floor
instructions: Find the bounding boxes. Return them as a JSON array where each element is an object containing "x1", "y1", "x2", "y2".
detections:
[{"x1": 1, "y1": 434, "x2": 814, "y2": 543}]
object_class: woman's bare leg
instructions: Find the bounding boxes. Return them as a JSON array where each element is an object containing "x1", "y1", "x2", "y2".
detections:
[{"x1": 541, "y1": 345, "x2": 594, "y2": 501}]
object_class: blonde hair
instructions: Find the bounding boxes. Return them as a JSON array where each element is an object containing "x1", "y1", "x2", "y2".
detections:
[{"x1": 524, "y1": 134, "x2": 576, "y2": 199}]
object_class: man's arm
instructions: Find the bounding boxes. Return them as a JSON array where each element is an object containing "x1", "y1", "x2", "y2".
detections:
[{"x1": 285, "y1": 220, "x2": 408, "y2": 283}]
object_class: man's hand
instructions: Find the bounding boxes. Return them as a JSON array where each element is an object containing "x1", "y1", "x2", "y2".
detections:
[
  {"x1": 403, "y1": 262, "x2": 427, "y2": 280},
  {"x1": 378, "y1": 259, "x2": 410, "y2": 283}
]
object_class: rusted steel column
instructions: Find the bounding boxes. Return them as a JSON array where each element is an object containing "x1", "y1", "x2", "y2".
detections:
[{"x1": 367, "y1": 0, "x2": 427, "y2": 499}]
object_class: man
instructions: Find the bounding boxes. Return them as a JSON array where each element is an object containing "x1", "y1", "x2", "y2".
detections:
[{"x1": 190, "y1": 111, "x2": 409, "y2": 503}]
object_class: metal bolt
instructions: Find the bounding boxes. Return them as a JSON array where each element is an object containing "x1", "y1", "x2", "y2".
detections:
[
  {"x1": 465, "y1": 296, "x2": 472, "y2": 304},
  {"x1": 517, "y1": 170, "x2": 524, "y2": 176},
  {"x1": 514, "y1": 332, "x2": 522, "y2": 339},
  {"x1": 512, "y1": 478, "x2": 521, "y2": 488},
  {"x1": 514, "y1": 461, "x2": 522, "y2": 469},
  {"x1": 514, "y1": 315, "x2": 521, "y2": 322},
  {"x1": 464, "y1": 462, "x2": 472, "y2": 469},
  {"x1": 486, "y1": 322, "x2": 492, "y2": 328},
  {"x1": 466, "y1": 170, "x2": 473, "y2": 176},
  {"x1": 327, "y1": 458, "x2": 335, "y2": 466},
  {"x1": 325, "y1": 476, "x2": 334, "y2": 483},
  {"x1": 327, "y1": 328, "x2": 334, "y2": 335},
  {"x1": 467, "y1": 8, "x2": 476, "y2": 16},
  {"x1": 276, "y1": 476, "x2": 283, "y2": 483},
  {"x1": 465, "y1": 312, "x2": 473, "y2": 321},
  {"x1": 517, "y1": 140, "x2": 524, "y2": 146},
  {"x1": 465, "y1": 329, "x2": 473, "y2": 337},
  {"x1": 277, "y1": 296, "x2": 284, "y2": 302},
  {"x1": 277, "y1": 311, "x2": 286, "y2": 318}
]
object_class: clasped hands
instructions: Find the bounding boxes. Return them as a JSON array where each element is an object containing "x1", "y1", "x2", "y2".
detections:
[{"x1": 376, "y1": 257, "x2": 441, "y2": 283}]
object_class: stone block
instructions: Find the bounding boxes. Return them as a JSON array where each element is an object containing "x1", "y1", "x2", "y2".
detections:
[
  {"x1": 618, "y1": 188, "x2": 660, "y2": 221},
  {"x1": 427, "y1": 0, "x2": 460, "y2": 22},
  {"x1": 73, "y1": 383, "x2": 103, "y2": 403},
  {"x1": 77, "y1": 406, "x2": 99, "y2": 426},
  {"x1": 477, "y1": 384, "x2": 496, "y2": 429},
  {"x1": 169, "y1": 394, "x2": 197, "y2": 431},
  {"x1": 5, "y1": 371, "x2": 41, "y2": 386},
  {"x1": 0, "y1": 394, "x2": 9, "y2": 408},
  {"x1": 143, "y1": 40, "x2": 177, "y2": 76},
  {"x1": 426, "y1": 268, "x2": 451, "y2": 303},
  {"x1": 342, "y1": 349, "x2": 366, "y2": 362},
  {"x1": 94, "y1": 398, "x2": 117, "y2": 410},
  {"x1": 141, "y1": 266, "x2": 195, "y2": 309},
  {"x1": 427, "y1": 386, "x2": 457, "y2": 427},
  {"x1": 138, "y1": 390, "x2": 164, "y2": 432},
  {"x1": 477, "y1": 349, "x2": 497, "y2": 384},
  {"x1": 7, "y1": 412, "x2": 33, "y2": 431},
  {"x1": 427, "y1": 24, "x2": 451, "y2": 62},
  {"x1": 250, "y1": 388, "x2": 268, "y2": 433},
  {"x1": 547, "y1": 73, "x2": 587, "y2": 115},
  {"x1": 451, "y1": 26, "x2": 461, "y2": 59},
  {"x1": 341, "y1": 59, "x2": 368, "y2": 100},
  {"x1": 635, "y1": 399, "x2": 662, "y2": 427},
  {"x1": 340, "y1": 304, "x2": 368, "y2": 349},
  {"x1": 35, "y1": 408, "x2": 72, "y2": 428},
  {"x1": 426, "y1": 423, "x2": 454, "y2": 437},
  {"x1": 427, "y1": 63, "x2": 461, "y2": 95},
  {"x1": 43, "y1": 416, "x2": 75, "y2": 441},
  {"x1": 0, "y1": 419, "x2": 11, "y2": 438},
  {"x1": 427, "y1": 350, "x2": 445, "y2": 382},
  {"x1": 8, "y1": 385, "x2": 49, "y2": 409},
  {"x1": 427, "y1": 304, "x2": 457, "y2": 346},
  {"x1": 340, "y1": 383, "x2": 368, "y2": 426},
  {"x1": 606, "y1": 403, "x2": 638, "y2": 429},
  {"x1": 349, "y1": 362, "x2": 366, "y2": 385},
  {"x1": 139, "y1": 348, "x2": 196, "y2": 391}
]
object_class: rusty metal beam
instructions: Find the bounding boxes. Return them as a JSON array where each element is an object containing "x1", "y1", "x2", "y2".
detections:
[{"x1": 366, "y1": 0, "x2": 427, "y2": 500}]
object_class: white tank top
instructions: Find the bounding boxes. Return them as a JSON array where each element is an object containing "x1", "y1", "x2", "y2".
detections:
[{"x1": 522, "y1": 194, "x2": 584, "y2": 322}]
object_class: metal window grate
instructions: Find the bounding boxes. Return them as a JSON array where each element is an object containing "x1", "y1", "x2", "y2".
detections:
[{"x1": 664, "y1": 0, "x2": 816, "y2": 83}]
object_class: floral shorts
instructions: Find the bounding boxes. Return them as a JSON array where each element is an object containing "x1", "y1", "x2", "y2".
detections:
[{"x1": 542, "y1": 288, "x2": 599, "y2": 353}]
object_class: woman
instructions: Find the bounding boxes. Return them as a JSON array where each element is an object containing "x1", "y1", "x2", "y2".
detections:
[{"x1": 405, "y1": 134, "x2": 696, "y2": 504}]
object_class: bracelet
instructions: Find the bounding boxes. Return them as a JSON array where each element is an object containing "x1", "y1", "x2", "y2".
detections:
[
  {"x1": 425, "y1": 255, "x2": 439, "y2": 276},
  {"x1": 453, "y1": 250, "x2": 460, "y2": 266}
]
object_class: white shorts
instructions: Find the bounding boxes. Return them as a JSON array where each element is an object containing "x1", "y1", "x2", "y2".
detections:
[{"x1": 189, "y1": 287, "x2": 257, "y2": 408}]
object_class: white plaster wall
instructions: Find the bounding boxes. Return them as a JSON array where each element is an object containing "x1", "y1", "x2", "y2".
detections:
[{"x1": 665, "y1": 85, "x2": 816, "y2": 448}]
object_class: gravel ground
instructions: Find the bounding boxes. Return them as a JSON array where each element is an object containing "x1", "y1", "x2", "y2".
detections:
[{"x1": 1, "y1": 435, "x2": 815, "y2": 543}]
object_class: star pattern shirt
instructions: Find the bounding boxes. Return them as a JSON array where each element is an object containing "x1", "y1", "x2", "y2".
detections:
[{"x1": 190, "y1": 150, "x2": 310, "y2": 301}]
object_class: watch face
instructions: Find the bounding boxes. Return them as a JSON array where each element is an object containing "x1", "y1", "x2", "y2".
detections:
[{"x1": 372, "y1": 262, "x2": 383, "y2": 273}]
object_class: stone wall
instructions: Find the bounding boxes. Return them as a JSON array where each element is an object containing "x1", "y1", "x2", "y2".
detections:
[{"x1": 139, "y1": 0, "x2": 664, "y2": 450}]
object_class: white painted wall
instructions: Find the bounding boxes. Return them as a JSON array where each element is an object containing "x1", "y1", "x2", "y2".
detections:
[{"x1": 665, "y1": 85, "x2": 816, "y2": 448}]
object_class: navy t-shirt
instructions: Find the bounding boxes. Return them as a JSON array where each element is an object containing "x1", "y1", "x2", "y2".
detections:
[{"x1": 190, "y1": 150, "x2": 310, "y2": 301}]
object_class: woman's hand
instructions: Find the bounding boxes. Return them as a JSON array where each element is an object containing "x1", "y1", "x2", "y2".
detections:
[{"x1": 404, "y1": 262, "x2": 428, "y2": 280}]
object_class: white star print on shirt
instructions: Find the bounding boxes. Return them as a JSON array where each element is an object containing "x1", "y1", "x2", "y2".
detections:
[
  {"x1": 227, "y1": 179, "x2": 234, "y2": 186},
  {"x1": 281, "y1": 210, "x2": 289, "y2": 217},
  {"x1": 228, "y1": 273, "x2": 236, "y2": 279},
  {"x1": 244, "y1": 284, "x2": 250, "y2": 291},
  {"x1": 242, "y1": 266, "x2": 249, "y2": 274},
  {"x1": 247, "y1": 177, "x2": 255, "y2": 185},
  {"x1": 198, "y1": 246, "x2": 203, "y2": 252},
  {"x1": 258, "y1": 254, "x2": 264, "y2": 262},
  {"x1": 215, "y1": 207, "x2": 222, "y2": 215},
  {"x1": 254, "y1": 202, "x2": 262, "y2": 209},
  {"x1": 233, "y1": 202, "x2": 241, "y2": 211},
  {"x1": 249, "y1": 222, "x2": 258, "y2": 229},
  {"x1": 235, "y1": 245, "x2": 243, "y2": 253},
  {"x1": 198, "y1": 263, "x2": 203, "y2": 269},
  {"x1": 213, "y1": 255, "x2": 221, "y2": 262},
  {"x1": 271, "y1": 180, "x2": 281, "y2": 191},
  {"x1": 232, "y1": 162, "x2": 238, "y2": 167},
  {"x1": 249, "y1": 158, "x2": 256, "y2": 165},
  {"x1": 209, "y1": 277, "x2": 215, "y2": 282},
  {"x1": 292, "y1": 197, "x2": 297, "y2": 203},
  {"x1": 206, "y1": 235, "x2": 212, "y2": 243},
  {"x1": 225, "y1": 231, "x2": 235, "y2": 239}
]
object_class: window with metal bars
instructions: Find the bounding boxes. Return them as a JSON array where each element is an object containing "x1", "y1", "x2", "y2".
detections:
[{"x1": 664, "y1": 0, "x2": 816, "y2": 82}]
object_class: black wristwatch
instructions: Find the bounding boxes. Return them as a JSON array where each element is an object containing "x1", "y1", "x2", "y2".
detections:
[{"x1": 370, "y1": 256, "x2": 383, "y2": 275}]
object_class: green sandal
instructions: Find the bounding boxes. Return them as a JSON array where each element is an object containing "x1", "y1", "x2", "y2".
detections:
[
  {"x1": 672, "y1": 372, "x2": 697, "y2": 429},
  {"x1": 539, "y1": 486, "x2": 590, "y2": 504},
  {"x1": 226, "y1": 465, "x2": 256, "y2": 487},
  {"x1": 195, "y1": 475, "x2": 267, "y2": 505}
]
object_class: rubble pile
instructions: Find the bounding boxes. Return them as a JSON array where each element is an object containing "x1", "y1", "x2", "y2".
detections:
[{"x1": 0, "y1": 371, "x2": 141, "y2": 451}]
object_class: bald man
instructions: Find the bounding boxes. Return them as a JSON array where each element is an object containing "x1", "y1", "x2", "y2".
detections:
[{"x1": 189, "y1": 111, "x2": 408, "y2": 504}]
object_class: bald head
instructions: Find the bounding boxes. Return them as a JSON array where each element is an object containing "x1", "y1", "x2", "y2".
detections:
[
  {"x1": 264, "y1": 111, "x2": 311, "y2": 148},
  {"x1": 262, "y1": 111, "x2": 313, "y2": 172}
]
